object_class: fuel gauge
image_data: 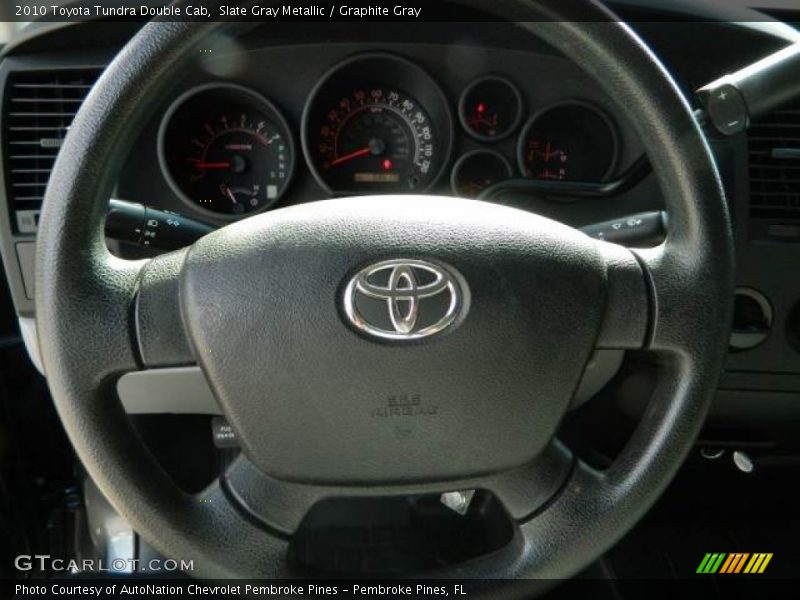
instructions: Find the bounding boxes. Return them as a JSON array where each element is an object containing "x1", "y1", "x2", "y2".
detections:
[
  {"x1": 518, "y1": 102, "x2": 617, "y2": 182},
  {"x1": 459, "y1": 76, "x2": 523, "y2": 142}
]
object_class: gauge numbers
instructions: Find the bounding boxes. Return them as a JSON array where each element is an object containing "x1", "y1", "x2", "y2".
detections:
[{"x1": 316, "y1": 87, "x2": 436, "y2": 192}]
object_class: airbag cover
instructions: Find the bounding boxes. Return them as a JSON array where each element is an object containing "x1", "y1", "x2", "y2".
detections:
[{"x1": 180, "y1": 196, "x2": 606, "y2": 484}]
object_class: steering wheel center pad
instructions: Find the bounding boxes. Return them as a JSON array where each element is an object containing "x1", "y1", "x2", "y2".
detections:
[{"x1": 181, "y1": 195, "x2": 606, "y2": 484}]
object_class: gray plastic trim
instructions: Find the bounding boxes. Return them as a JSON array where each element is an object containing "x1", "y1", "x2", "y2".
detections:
[
  {"x1": 19, "y1": 316, "x2": 43, "y2": 373},
  {"x1": 84, "y1": 476, "x2": 135, "y2": 574},
  {"x1": 117, "y1": 366, "x2": 222, "y2": 415}
]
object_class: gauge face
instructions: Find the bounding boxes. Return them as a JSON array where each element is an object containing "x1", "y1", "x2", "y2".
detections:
[
  {"x1": 459, "y1": 76, "x2": 522, "y2": 142},
  {"x1": 303, "y1": 53, "x2": 453, "y2": 195},
  {"x1": 451, "y1": 150, "x2": 513, "y2": 198},
  {"x1": 159, "y1": 84, "x2": 294, "y2": 218},
  {"x1": 315, "y1": 88, "x2": 437, "y2": 192},
  {"x1": 518, "y1": 103, "x2": 617, "y2": 182}
]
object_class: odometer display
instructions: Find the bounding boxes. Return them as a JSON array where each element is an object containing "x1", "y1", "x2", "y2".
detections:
[{"x1": 303, "y1": 54, "x2": 453, "y2": 196}]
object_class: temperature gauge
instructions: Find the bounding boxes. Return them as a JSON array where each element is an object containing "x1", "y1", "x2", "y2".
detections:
[{"x1": 459, "y1": 76, "x2": 523, "y2": 142}]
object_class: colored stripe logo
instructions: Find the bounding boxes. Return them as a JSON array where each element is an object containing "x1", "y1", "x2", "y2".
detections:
[{"x1": 696, "y1": 553, "x2": 773, "y2": 574}]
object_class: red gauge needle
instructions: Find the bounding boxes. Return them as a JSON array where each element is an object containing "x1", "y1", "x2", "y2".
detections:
[
  {"x1": 196, "y1": 161, "x2": 231, "y2": 169},
  {"x1": 328, "y1": 146, "x2": 371, "y2": 167}
]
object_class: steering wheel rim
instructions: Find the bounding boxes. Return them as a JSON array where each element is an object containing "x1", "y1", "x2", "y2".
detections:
[{"x1": 35, "y1": 0, "x2": 733, "y2": 587}]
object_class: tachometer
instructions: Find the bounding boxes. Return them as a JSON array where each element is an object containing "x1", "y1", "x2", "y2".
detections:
[
  {"x1": 159, "y1": 83, "x2": 294, "y2": 218},
  {"x1": 303, "y1": 53, "x2": 452, "y2": 195}
]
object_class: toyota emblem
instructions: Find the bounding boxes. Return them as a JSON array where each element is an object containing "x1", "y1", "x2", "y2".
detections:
[{"x1": 343, "y1": 259, "x2": 468, "y2": 340}]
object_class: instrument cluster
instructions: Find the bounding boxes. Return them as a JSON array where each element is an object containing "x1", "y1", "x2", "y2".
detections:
[{"x1": 157, "y1": 52, "x2": 620, "y2": 217}]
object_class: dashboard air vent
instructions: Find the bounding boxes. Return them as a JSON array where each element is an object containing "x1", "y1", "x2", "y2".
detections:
[
  {"x1": 748, "y1": 102, "x2": 800, "y2": 227},
  {"x1": 3, "y1": 68, "x2": 101, "y2": 234}
]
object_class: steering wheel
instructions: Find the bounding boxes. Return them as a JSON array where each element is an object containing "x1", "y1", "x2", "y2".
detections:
[{"x1": 35, "y1": 0, "x2": 733, "y2": 588}]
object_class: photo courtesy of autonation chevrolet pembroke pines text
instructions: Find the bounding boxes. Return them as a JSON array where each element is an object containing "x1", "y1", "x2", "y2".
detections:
[{"x1": 0, "y1": 0, "x2": 798, "y2": 598}]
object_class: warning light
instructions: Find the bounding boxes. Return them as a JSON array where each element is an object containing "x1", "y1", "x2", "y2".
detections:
[
  {"x1": 382, "y1": 159, "x2": 393, "y2": 171},
  {"x1": 476, "y1": 103, "x2": 486, "y2": 114}
]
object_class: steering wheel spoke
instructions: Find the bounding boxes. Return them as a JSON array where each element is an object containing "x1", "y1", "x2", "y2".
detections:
[
  {"x1": 593, "y1": 240, "x2": 650, "y2": 350},
  {"x1": 633, "y1": 244, "x2": 732, "y2": 356},
  {"x1": 221, "y1": 441, "x2": 574, "y2": 539},
  {"x1": 35, "y1": 247, "x2": 147, "y2": 384},
  {"x1": 134, "y1": 248, "x2": 194, "y2": 368}
]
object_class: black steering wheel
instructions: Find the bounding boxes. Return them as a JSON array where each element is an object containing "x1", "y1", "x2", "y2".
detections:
[{"x1": 35, "y1": 0, "x2": 734, "y2": 588}]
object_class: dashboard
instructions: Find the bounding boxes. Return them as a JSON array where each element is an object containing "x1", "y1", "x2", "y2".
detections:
[{"x1": 1, "y1": 14, "x2": 800, "y2": 443}]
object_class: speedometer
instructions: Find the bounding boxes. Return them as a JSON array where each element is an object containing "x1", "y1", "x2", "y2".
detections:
[
  {"x1": 303, "y1": 53, "x2": 452, "y2": 195},
  {"x1": 316, "y1": 88, "x2": 436, "y2": 192}
]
